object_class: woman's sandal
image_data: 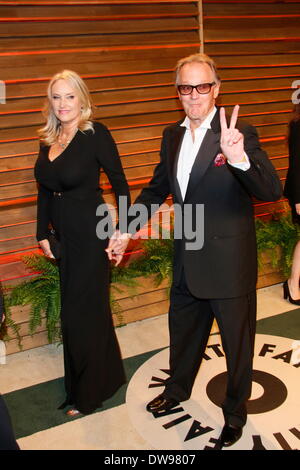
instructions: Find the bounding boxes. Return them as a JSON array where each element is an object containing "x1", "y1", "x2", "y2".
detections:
[{"x1": 66, "y1": 408, "x2": 81, "y2": 417}]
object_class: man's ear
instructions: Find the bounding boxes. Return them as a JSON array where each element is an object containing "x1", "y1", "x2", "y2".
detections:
[{"x1": 213, "y1": 82, "x2": 221, "y2": 100}]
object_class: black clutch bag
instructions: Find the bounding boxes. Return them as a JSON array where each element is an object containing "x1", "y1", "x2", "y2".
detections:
[{"x1": 48, "y1": 229, "x2": 61, "y2": 260}]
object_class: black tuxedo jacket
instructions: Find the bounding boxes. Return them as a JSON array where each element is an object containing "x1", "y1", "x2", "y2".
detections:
[{"x1": 132, "y1": 108, "x2": 282, "y2": 299}]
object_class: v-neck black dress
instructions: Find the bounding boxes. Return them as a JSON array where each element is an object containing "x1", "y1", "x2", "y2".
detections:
[{"x1": 34, "y1": 121, "x2": 130, "y2": 414}]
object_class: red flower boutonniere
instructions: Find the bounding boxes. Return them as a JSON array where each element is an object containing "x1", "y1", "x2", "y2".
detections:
[{"x1": 214, "y1": 153, "x2": 227, "y2": 167}]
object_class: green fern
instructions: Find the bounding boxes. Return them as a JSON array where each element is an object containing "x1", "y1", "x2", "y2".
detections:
[
  {"x1": 5, "y1": 210, "x2": 299, "y2": 349},
  {"x1": 256, "y1": 212, "x2": 300, "y2": 276},
  {"x1": 6, "y1": 254, "x2": 61, "y2": 344}
]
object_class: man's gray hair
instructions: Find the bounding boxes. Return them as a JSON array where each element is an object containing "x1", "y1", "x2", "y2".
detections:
[{"x1": 175, "y1": 53, "x2": 221, "y2": 85}]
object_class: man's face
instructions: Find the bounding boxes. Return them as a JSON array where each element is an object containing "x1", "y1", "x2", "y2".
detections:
[{"x1": 177, "y1": 62, "x2": 220, "y2": 127}]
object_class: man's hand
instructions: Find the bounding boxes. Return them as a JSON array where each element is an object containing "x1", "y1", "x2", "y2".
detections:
[
  {"x1": 106, "y1": 230, "x2": 131, "y2": 266},
  {"x1": 39, "y1": 239, "x2": 54, "y2": 258},
  {"x1": 220, "y1": 105, "x2": 245, "y2": 164}
]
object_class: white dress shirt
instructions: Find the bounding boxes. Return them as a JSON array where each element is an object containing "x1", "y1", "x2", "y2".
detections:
[{"x1": 177, "y1": 107, "x2": 250, "y2": 200}]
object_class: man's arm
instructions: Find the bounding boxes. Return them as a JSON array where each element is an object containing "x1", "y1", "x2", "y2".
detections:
[
  {"x1": 219, "y1": 106, "x2": 282, "y2": 202},
  {"x1": 106, "y1": 128, "x2": 171, "y2": 263},
  {"x1": 229, "y1": 124, "x2": 282, "y2": 202}
]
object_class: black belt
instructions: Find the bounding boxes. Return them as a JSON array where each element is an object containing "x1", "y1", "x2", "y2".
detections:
[{"x1": 52, "y1": 189, "x2": 101, "y2": 199}]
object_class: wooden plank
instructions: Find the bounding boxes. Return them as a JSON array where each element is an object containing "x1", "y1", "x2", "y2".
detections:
[
  {"x1": 257, "y1": 271, "x2": 285, "y2": 289},
  {"x1": 0, "y1": 153, "x2": 37, "y2": 169},
  {"x1": 204, "y1": 2, "x2": 300, "y2": 16},
  {"x1": 0, "y1": 221, "x2": 35, "y2": 239},
  {"x1": 0, "y1": 44, "x2": 200, "y2": 68},
  {"x1": 0, "y1": 0, "x2": 196, "y2": 3},
  {"x1": 205, "y1": 40, "x2": 300, "y2": 56},
  {"x1": 114, "y1": 299, "x2": 169, "y2": 326},
  {"x1": 241, "y1": 111, "x2": 292, "y2": 127},
  {"x1": 204, "y1": 18, "x2": 300, "y2": 41},
  {"x1": 0, "y1": 3, "x2": 198, "y2": 17},
  {"x1": 1, "y1": 31, "x2": 198, "y2": 52},
  {"x1": 5, "y1": 331, "x2": 50, "y2": 355},
  {"x1": 5, "y1": 71, "x2": 176, "y2": 99},
  {"x1": 0, "y1": 235, "x2": 37, "y2": 253},
  {"x1": 256, "y1": 124, "x2": 289, "y2": 138},
  {"x1": 0, "y1": 48, "x2": 200, "y2": 80},
  {"x1": 0, "y1": 126, "x2": 39, "y2": 141},
  {"x1": 217, "y1": 65, "x2": 300, "y2": 80},
  {"x1": 2, "y1": 84, "x2": 177, "y2": 112},
  {"x1": 0, "y1": 258, "x2": 36, "y2": 282},
  {"x1": 209, "y1": 53, "x2": 300, "y2": 67},
  {"x1": 0, "y1": 182, "x2": 37, "y2": 200},
  {"x1": 0, "y1": 202, "x2": 37, "y2": 225},
  {"x1": 0, "y1": 17, "x2": 198, "y2": 37}
]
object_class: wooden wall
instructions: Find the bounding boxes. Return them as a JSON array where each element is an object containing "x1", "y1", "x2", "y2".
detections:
[
  {"x1": 1, "y1": 0, "x2": 299, "y2": 352},
  {"x1": 0, "y1": 0, "x2": 200, "y2": 286},
  {"x1": 1, "y1": 0, "x2": 298, "y2": 287},
  {"x1": 202, "y1": 0, "x2": 300, "y2": 218}
]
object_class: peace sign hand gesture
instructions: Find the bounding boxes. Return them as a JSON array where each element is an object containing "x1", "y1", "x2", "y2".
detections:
[{"x1": 220, "y1": 105, "x2": 245, "y2": 164}]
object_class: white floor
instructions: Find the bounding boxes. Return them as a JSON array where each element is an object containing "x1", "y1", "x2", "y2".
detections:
[{"x1": 1, "y1": 283, "x2": 298, "y2": 450}]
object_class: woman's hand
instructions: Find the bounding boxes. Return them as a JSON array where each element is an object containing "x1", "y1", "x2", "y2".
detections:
[
  {"x1": 39, "y1": 239, "x2": 54, "y2": 258},
  {"x1": 106, "y1": 230, "x2": 131, "y2": 266},
  {"x1": 295, "y1": 203, "x2": 300, "y2": 215}
]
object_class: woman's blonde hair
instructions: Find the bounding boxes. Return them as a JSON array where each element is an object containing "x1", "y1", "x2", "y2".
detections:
[{"x1": 38, "y1": 70, "x2": 94, "y2": 145}]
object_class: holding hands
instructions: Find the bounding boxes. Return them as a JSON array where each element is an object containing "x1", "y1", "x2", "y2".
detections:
[
  {"x1": 220, "y1": 105, "x2": 246, "y2": 164},
  {"x1": 106, "y1": 230, "x2": 131, "y2": 266}
]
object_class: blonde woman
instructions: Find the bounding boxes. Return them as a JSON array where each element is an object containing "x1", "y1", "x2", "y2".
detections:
[{"x1": 34, "y1": 70, "x2": 130, "y2": 416}]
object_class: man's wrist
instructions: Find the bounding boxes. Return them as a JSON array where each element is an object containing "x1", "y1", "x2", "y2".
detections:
[
  {"x1": 227, "y1": 152, "x2": 250, "y2": 171},
  {"x1": 227, "y1": 153, "x2": 247, "y2": 164},
  {"x1": 119, "y1": 232, "x2": 132, "y2": 240}
]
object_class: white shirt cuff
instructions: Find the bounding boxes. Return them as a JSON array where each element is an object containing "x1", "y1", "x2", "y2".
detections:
[{"x1": 228, "y1": 153, "x2": 251, "y2": 171}]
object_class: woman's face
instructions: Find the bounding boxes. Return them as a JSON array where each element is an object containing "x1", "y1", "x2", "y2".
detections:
[{"x1": 50, "y1": 79, "x2": 82, "y2": 127}]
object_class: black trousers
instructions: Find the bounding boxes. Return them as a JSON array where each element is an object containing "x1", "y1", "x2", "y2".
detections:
[
  {"x1": 163, "y1": 270, "x2": 257, "y2": 427},
  {"x1": 0, "y1": 395, "x2": 19, "y2": 450}
]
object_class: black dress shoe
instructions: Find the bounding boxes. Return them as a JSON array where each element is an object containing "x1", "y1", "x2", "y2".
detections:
[
  {"x1": 219, "y1": 424, "x2": 243, "y2": 448},
  {"x1": 146, "y1": 394, "x2": 179, "y2": 413}
]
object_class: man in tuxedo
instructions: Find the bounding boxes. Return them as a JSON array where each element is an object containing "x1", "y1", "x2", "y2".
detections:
[{"x1": 107, "y1": 53, "x2": 282, "y2": 447}]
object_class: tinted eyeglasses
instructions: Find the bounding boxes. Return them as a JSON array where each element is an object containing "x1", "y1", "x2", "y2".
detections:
[{"x1": 177, "y1": 82, "x2": 216, "y2": 95}]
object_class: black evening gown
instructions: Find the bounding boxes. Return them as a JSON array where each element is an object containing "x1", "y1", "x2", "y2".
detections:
[
  {"x1": 34, "y1": 122, "x2": 130, "y2": 414},
  {"x1": 284, "y1": 119, "x2": 300, "y2": 225}
]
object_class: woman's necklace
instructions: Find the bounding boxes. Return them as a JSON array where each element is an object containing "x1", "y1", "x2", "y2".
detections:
[{"x1": 57, "y1": 128, "x2": 77, "y2": 150}]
